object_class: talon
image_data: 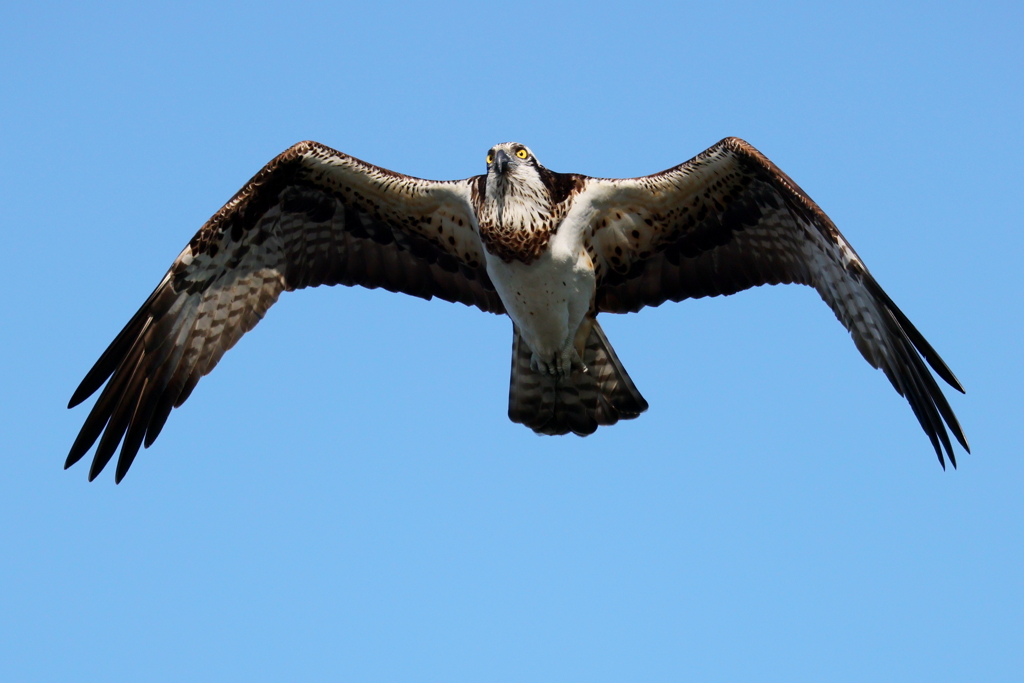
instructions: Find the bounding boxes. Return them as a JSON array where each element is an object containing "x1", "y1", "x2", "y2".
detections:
[
  {"x1": 531, "y1": 353, "x2": 556, "y2": 376},
  {"x1": 553, "y1": 345, "x2": 586, "y2": 379},
  {"x1": 572, "y1": 348, "x2": 588, "y2": 374},
  {"x1": 530, "y1": 346, "x2": 586, "y2": 379}
]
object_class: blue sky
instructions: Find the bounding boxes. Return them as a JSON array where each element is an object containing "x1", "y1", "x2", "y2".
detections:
[{"x1": 1, "y1": 1, "x2": 1021, "y2": 680}]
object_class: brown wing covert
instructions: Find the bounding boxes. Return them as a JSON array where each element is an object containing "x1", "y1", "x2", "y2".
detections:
[
  {"x1": 67, "y1": 142, "x2": 503, "y2": 482},
  {"x1": 586, "y1": 138, "x2": 968, "y2": 467}
]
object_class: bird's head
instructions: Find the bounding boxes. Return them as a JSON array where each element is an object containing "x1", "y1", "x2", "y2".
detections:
[
  {"x1": 485, "y1": 142, "x2": 546, "y2": 194},
  {"x1": 482, "y1": 142, "x2": 552, "y2": 224}
]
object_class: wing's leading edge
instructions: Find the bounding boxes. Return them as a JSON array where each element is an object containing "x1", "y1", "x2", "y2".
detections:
[
  {"x1": 581, "y1": 137, "x2": 967, "y2": 466},
  {"x1": 68, "y1": 141, "x2": 503, "y2": 482}
]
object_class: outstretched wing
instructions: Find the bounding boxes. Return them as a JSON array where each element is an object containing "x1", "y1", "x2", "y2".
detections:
[
  {"x1": 581, "y1": 137, "x2": 968, "y2": 467},
  {"x1": 68, "y1": 141, "x2": 503, "y2": 482}
]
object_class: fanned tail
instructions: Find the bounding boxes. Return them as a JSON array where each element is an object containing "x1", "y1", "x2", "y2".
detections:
[{"x1": 508, "y1": 318, "x2": 648, "y2": 436}]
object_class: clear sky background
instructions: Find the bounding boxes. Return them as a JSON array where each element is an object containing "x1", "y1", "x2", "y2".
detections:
[{"x1": 1, "y1": 1, "x2": 1021, "y2": 681}]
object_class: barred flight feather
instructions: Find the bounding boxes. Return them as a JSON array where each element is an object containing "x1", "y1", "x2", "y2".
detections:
[{"x1": 68, "y1": 137, "x2": 968, "y2": 481}]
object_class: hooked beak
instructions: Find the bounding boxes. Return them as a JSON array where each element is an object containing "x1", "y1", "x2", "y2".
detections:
[{"x1": 494, "y1": 149, "x2": 512, "y2": 175}]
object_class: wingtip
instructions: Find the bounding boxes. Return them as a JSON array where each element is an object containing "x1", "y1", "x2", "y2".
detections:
[
  {"x1": 68, "y1": 387, "x2": 90, "y2": 409},
  {"x1": 87, "y1": 454, "x2": 106, "y2": 482},
  {"x1": 68, "y1": 373, "x2": 100, "y2": 409},
  {"x1": 934, "y1": 443, "x2": 962, "y2": 471},
  {"x1": 65, "y1": 445, "x2": 87, "y2": 471},
  {"x1": 114, "y1": 451, "x2": 138, "y2": 484}
]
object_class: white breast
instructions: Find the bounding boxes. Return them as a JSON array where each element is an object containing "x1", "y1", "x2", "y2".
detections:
[{"x1": 483, "y1": 200, "x2": 598, "y2": 358}]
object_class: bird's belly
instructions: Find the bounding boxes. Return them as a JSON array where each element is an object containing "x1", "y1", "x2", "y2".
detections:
[{"x1": 485, "y1": 249, "x2": 595, "y2": 356}]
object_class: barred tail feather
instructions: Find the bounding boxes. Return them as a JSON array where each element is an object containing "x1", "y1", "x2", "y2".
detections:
[{"x1": 508, "y1": 318, "x2": 648, "y2": 436}]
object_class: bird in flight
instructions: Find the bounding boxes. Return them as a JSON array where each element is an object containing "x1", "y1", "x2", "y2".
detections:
[{"x1": 67, "y1": 138, "x2": 969, "y2": 482}]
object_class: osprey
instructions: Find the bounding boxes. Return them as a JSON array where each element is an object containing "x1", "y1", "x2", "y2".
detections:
[{"x1": 67, "y1": 138, "x2": 969, "y2": 482}]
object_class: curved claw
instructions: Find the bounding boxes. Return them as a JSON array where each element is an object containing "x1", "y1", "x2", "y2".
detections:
[{"x1": 530, "y1": 344, "x2": 588, "y2": 380}]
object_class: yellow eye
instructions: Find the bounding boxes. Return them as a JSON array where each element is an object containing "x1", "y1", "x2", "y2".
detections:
[
  {"x1": 486, "y1": 153, "x2": 493, "y2": 164},
  {"x1": 516, "y1": 149, "x2": 528, "y2": 159}
]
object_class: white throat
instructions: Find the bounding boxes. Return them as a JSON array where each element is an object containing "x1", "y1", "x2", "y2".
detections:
[{"x1": 481, "y1": 167, "x2": 551, "y2": 231}]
